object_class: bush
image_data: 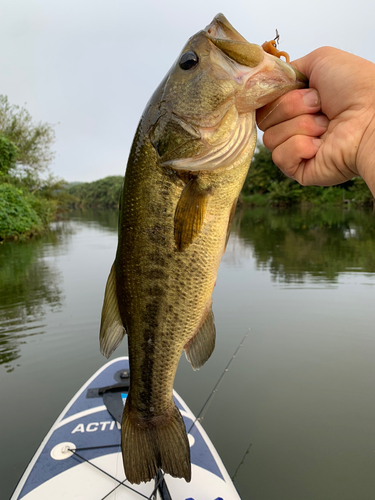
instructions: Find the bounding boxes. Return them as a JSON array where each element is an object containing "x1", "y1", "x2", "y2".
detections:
[
  {"x1": 268, "y1": 179, "x2": 302, "y2": 204},
  {"x1": 68, "y1": 176, "x2": 123, "y2": 208},
  {"x1": 0, "y1": 135, "x2": 17, "y2": 176},
  {"x1": 0, "y1": 184, "x2": 43, "y2": 239},
  {"x1": 349, "y1": 177, "x2": 374, "y2": 204}
]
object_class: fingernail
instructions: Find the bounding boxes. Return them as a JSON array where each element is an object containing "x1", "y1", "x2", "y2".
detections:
[
  {"x1": 303, "y1": 89, "x2": 320, "y2": 108},
  {"x1": 312, "y1": 138, "x2": 322, "y2": 148},
  {"x1": 315, "y1": 114, "x2": 328, "y2": 127}
]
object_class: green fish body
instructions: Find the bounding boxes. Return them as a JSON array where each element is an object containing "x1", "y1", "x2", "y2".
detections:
[{"x1": 100, "y1": 14, "x2": 307, "y2": 484}]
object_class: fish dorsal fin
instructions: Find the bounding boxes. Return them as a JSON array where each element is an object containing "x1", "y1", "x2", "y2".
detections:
[
  {"x1": 100, "y1": 263, "x2": 126, "y2": 358},
  {"x1": 184, "y1": 306, "x2": 216, "y2": 370},
  {"x1": 174, "y1": 178, "x2": 209, "y2": 251}
]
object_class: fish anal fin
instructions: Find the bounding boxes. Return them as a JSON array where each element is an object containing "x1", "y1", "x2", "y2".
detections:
[
  {"x1": 225, "y1": 197, "x2": 238, "y2": 250},
  {"x1": 184, "y1": 306, "x2": 216, "y2": 370},
  {"x1": 100, "y1": 263, "x2": 126, "y2": 358},
  {"x1": 174, "y1": 178, "x2": 209, "y2": 251},
  {"x1": 122, "y1": 400, "x2": 191, "y2": 484}
]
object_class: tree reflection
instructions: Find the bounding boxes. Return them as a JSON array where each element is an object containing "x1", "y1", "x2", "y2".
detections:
[
  {"x1": 70, "y1": 208, "x2": 118, "y2": 231},
  {"x1": 0, "y1": 228, "x2": 68, "y2": 369},
  {"x1": 233, "y1": 206, "x2": 375, "y2": 282}
]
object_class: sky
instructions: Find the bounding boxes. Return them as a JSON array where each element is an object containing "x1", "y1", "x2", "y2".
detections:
[{"x1": 0, "y1": 0, "x2": 374, "y2": 183}]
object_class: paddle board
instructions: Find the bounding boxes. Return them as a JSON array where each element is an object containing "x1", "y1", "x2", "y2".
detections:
[{"x1": 11, "y1": 357, "x2": 241, "y2": 500}]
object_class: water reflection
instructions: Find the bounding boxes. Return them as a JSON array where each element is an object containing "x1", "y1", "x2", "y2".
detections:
[
  {"x1": 233, "y1": 206, "x2": 375, "y2": 283},
  {"x1": 1, "y1": 206, "x2": 374, "y2": 370},
  {"x1": 0, "y1": 225, "x2": 71, "y2": 369},
  {"x1": 1, "y1": 208, "x2": 375, "y2": 499},
  {"x1": 70, "y1": 208, "x2": 118, "y2": 231}
]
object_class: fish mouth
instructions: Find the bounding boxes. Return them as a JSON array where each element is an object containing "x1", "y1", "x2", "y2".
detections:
[
  {"x1": 205, "y1": 13, "x2": 248, "y2": 42},
  {"x1": 204, "y1": 13, "x2": 308, "y2": 110},
  {"x1": 204, "y1": 13, "x2": 265, "y2": 69},
  {"x1": 272, "y1": 56, "x2": 308, "y2": 87},
  {"x1": 203, "y1": 14, "x2": 309, "y2": 87}
]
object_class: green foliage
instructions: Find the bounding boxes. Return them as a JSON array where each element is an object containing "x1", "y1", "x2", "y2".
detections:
[
  {"x1": 28, "y1": 195, "x2": 57, "y2": 227},
  {"x1": 349, "y1": 177, "x2": 374, "y2": 204},
  {"x1": 0, "y1": 95, "x2": 55, "y2": 173},
  {"x1": 241, "y1": 143, "x2": 374, "y2": 206},
  {"x1": 268, "y1": 179, "x2": 302, "y2": 203},
  {"x1": 0, "y1": 184, "x2": 43, "y2": 239},
  {"x1": 300, "y1": 185, "x2": 344, "y2": 204},
  {"x1": 240, "y1": 193, "x2": 269, "y2": 206},
  {"x1": 0, "y1": 134, "x2": 17, "y2": 176},
  {"x1": 242, "y1": 144, "x2": 285, "y2": 195},
  {"x1": 68, "y1": 176, "x2": 123, "y2": 208},
  {"x1": 0, "y1": 96, "x2": 65, "y2": 239}
]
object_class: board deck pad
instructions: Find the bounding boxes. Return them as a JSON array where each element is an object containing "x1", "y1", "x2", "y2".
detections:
[{"x1": 11, "y1": 357, "x2": 241, "y2": 500}]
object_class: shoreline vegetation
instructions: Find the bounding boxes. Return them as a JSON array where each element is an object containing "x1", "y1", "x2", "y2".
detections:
[
  {"x1": 66, "y1": 144, "x2": 374, "y2": 210},
  {"x1": 1, "y1": 95, "x2": 373, "y2": 241},
  {"x1": 0, "y1": 95, "x2": 70, "y2": 241}
]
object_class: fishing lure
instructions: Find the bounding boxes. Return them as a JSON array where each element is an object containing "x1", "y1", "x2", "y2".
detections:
[{"x1": 262, "y1": 30, "x2": 290, "y2": 63}]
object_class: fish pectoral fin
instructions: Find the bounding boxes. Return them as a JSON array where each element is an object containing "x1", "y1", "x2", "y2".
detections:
[
  {"x1": 184, "y1": 306, "x2": 216, "y2": 370},
  {"x1": 174, "y1": 178, "x2": 209, "y2": 251},
  {"x1": 100, "y1": 263, "x2": 126, "y2": 358}
]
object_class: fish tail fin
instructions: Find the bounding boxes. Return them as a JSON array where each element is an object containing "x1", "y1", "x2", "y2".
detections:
[{"x1": 121, "y1": 398, "x2": 191, "y2": 484}]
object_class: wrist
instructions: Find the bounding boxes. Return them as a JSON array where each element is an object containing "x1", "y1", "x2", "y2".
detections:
[{"x1": 357, "y1": 112, "x2": 375, "y2": 197}]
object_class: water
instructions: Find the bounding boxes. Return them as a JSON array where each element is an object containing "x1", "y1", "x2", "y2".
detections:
[{"x1": 1, "y1": 206, "x2": 375, "y2": 499}]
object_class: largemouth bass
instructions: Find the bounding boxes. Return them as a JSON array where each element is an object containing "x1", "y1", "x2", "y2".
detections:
[{"x1": 100, "y1": 13, "x2": 307, "y2": 484}]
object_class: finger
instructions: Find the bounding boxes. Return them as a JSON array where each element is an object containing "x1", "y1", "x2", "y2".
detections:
[
  {"x1": 256, "y1": 88, "x2": 321, "y2": 131},
  {"x1": 272, "y1": 135, "x2": 322, "y2": 180},
  {"x1": 263, "y1": 113, "x2": 329, "y2": 151}
]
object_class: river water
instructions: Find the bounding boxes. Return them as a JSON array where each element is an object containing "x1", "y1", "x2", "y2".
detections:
[{"x1": 1, "y1": 206, "x2": 375, "y2": 499}]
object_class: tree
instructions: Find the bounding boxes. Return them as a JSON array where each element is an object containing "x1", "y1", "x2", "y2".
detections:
[
  {"x1": 0, "y1": 134, "x2": 17, "y2": 177},
  {"x1": 242, "y1": 143, "x2": 286, "y2": 195},
  {"x1": 0, "y1": 95, "x2": 55, "y2": 174},
  {"x1": 0, "y1": 96, "x2": 62, "y2": 239}
]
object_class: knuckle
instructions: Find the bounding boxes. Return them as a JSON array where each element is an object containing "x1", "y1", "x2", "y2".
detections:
[
  {"x1": 262, "y1": 131, "x2": 274, "y2": 151},
  {"x1": 297, "y1": 115, "x2": 315, "y2": 134},
  {"x1": 271, "y1": 146, "x2": 286, "y2": 170},
  {"x1": 283, "y1": 90, "x2": 306, "y2": 117}
]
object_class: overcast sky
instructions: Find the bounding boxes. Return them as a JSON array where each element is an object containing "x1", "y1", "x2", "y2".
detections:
[{"x1": 0, "y1": 0, "x2": 374, "y2": 182}]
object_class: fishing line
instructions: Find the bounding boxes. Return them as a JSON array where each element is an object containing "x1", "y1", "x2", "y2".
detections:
[
  {"x1": 231, "y1": 441, "x2": 252, "y2": 481},
  {"x1": 68, "y1": 447, "x2": 149, "y2": 499},
  {"x1": 188, "y1": 328, "x2": 250, "y2": 433},
  {"x1": 257, "y1": 94, "x2": 288, "y2": 128},
  {"x1": 70, "y1": 445, "x2": 167, "y2": 499},
  {"x1": 101, "y1": 481, "x2": 126, "y2": 500}
]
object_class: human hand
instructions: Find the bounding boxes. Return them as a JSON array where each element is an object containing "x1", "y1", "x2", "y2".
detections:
[{"x1": 256, "y1": 47, "x2": 375, "y2": 195}]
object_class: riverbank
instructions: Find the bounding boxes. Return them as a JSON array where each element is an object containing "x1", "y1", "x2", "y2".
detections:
[
  {"x1": 240, "y1": 145, "x2": 374, "y2": 208},
  {"x1": 240, "y1": 182, "x2": 374, "y2": 209},
  {"x1": 0, "y1": 180, "x2": 71, "y2": 241},
  {"x1": 2, "y1": 145, "x2": 374, "y2": 241}
]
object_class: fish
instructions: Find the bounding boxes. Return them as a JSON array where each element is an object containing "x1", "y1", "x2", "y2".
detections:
[{"x1": 99, "y1": 13, "x2": 307, "y2": 485}]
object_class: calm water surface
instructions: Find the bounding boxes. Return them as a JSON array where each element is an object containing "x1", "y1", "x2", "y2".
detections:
[{"x1": 1, "y1": 207, "x2": 375, "y2": 499}]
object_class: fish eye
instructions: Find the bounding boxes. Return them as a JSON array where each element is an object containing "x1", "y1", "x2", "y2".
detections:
[{"x1": 179, "y1": 51, "x2": 199, "y2": 70}]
